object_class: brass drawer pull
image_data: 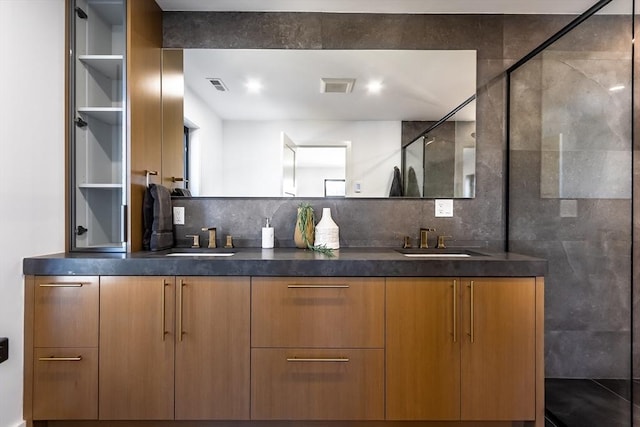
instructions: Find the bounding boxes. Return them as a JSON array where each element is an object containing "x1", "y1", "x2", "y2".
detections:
[
  {"x1": 468, "y1": 280, "x2": 475, "y2": 343},
  {"x1": 452, "y1": 280, "x2": 457, "y2": 343},
  {"x1": 286, "y1": 357, "x2": 350, "y2": 362},
  {"x1": 39, "y1": 356, "x2": 83, "y2": 362},
  {"x1": 161, "y1": 281, "x2": 169, "y2": 341},
  {"x1": 287, "y1": 284, "x2": 349, "y2": 289},
  {"x1": 178, "y1": 280, "x2": 185, "y2": 342},
  {"x1": 39, "y1": 283, "x2": 84, "y2": 288}
]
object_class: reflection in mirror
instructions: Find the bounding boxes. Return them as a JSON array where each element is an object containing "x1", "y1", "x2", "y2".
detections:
[
  {"x1": 401, "y1": 97, "x2": 476, "y2": 198},
  {"x1": 182, "y1": 49, "x2": 476, "y2": 198}
]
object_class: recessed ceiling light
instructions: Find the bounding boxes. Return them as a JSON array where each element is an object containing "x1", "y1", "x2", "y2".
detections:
[
  {"x1": 609, "y1": 85, "x2": 625, "y2": 92},
  {"x1": 367, "y1": 80, "x2": 383, "y2": 94},
  {"x1": 246, "y1": 79, "x2": 263, "y2": 93}
]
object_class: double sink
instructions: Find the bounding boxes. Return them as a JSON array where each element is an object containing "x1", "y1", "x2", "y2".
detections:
[{"x1": 164, "y1": 248, "x2": 485, "y2": 258}]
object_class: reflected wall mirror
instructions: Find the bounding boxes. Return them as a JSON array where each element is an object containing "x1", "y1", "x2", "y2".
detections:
[{"x1": 180, "y1": 48, "x2": 477, "y2": 198}]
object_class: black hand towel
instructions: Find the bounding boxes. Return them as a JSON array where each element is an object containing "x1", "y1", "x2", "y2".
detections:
[
  {"x1": 389, "y1": 166, "x2": 403, "y2": 197},
  {"x1": 143, "y1": 184, "x2": 175, "y2": 251}
]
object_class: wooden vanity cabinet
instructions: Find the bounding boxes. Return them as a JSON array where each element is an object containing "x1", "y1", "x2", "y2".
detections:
[
  {"x1": 29, "y1": 276, "x2": 99, "y2": 420},
  {"x1": 386, "y1": 277, "x2": 541, "y2": 423},
  {"x1": 26, "y1": 273, "x2": 542, "y2": 425},
  {"x1": 251, "y1": 277, "x2": 385, "y2": 420}
]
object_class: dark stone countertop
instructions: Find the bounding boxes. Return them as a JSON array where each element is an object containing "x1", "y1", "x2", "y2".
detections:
[{"x1": 23, "y1": 248, "x2": 547, "y2": 277}]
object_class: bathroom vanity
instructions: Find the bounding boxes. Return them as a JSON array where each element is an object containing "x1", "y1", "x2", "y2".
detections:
[{"x1": 23, "y1": 248, "x2": 545, "y2": 427}]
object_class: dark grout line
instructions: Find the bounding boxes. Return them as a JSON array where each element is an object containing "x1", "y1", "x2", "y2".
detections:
[
  {"x1": 590, "y1": 379, "x2": 637, "y2": 407},
  {"x1": 545, "y1": 409, "x2": 566, "y2": 427}
]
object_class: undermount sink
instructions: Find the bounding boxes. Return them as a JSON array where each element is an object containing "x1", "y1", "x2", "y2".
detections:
[
  {"x1": 166, "y1": 252, "x2": 235, "y2": 257},
  {"x1": 165, "y1": 248, "x2": 235, "y2": 257},
  {"x1": 395, "y1": 248, "x2": 485, "y2": 258}
]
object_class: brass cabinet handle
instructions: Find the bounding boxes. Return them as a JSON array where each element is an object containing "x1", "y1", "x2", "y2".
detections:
[
  {"x1": 468, "y1": 281, "x2": 475, "y2": 343},
  {"x1": 39, "y1": 356, "x2": 82, "y2": 361},
  {"x1": 286, "y1": 357, "x2": 350, "y2": 362},
  {"x1": 39, "y1": 283, "x2": 84, "y2": 287},
  {"x1": 452, "y1": 280, "x2": 457, "y2": 343},
  {"x1": 161, "y1": 281, "x2": 169, "y2": 341},
  {"x1": 178, "y1": 280, "x2": 185, "y2": 342},
  {"x1": 287, "y1": 284, "x2": 349, "y2": 289}
]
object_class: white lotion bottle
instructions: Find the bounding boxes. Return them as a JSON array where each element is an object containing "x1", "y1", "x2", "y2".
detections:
[
  {"x1": 314, "y1": 208, "x2": 340, "y2": 249},
  {"x1": 262, "y1": 218, "x2": 274, "y2": 249}
]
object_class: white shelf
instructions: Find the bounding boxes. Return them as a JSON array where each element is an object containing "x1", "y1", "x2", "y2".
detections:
[
  {"x1": 77, "y1": 107, "x2": 123, "y2": 125},
  {"x1": 78, "y1": 183, "x2": 123, "y2": 189},
  {"x1": 79, "y1": 55, "x2": 123, "y2": 79}
]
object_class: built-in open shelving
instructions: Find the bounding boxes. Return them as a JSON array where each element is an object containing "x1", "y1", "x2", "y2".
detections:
[
  {"x1": 78, "y1": 55, "x2": 124, "y2": 79},
  {"x1": 70, "y1": 0, "x2": 126, "y2": 252}
]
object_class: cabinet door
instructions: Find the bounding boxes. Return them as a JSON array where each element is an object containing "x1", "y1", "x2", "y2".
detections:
[
  {"x1": 99, "y1": 276, "x2": 175, "y2": 420},
  {"x1": 386, "y1": 278, "x2": 460, "y2": 420},
  {"x1": 161, "y1": 49, "x2": 185, "y2": 188},
  {"x1": 70, "y1": 0, "x2": 127, "y2": 251},
  {"x1": 461, "y1": 278, "x2": 536, "y2": 420},
  {"x1": 175, "y1": 277, "x2": 250, "y2": 420}
]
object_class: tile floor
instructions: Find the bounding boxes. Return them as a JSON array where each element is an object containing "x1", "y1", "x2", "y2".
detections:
[{"x1": 545, "y1": 378, "x2": 639, "y2": 426}]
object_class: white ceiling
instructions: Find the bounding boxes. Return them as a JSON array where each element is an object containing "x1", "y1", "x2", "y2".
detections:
[
  {"x1": 156, "y1": 0, "x2": 629, "y2": 14},
  {"x1": 184, "y1": 49, "x2": 476, "y2": 121}
]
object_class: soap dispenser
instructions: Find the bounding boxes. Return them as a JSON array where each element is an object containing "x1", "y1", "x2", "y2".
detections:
[{"x1": 262, "y1": 218, "x2": 274, "y2": 249}]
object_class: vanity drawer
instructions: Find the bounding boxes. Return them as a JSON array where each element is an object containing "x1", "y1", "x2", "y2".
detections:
[
  {"x1": 251, "y1": 348, "x2": 384, "y2": 420},
  {"x1": 251, "y1": 277, "x2": 384, "y2": 348},
  {"x1": 34, "y1": 276, "x2": 99, "y2": 347},
  {"x1": 33, "y1": 347, "x2": 98, "y2": 420}
]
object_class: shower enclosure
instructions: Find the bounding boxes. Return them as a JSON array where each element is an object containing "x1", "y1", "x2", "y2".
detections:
[
  {"x1": 401, "y1": 96, "x2": 477, "y2": 198},
  {"x1": 507, "y1": 0, "x2": 635, "y2": 425}
]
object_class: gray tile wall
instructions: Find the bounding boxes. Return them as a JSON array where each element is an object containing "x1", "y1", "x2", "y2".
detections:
[
  {"x1": 163, "y1": 12, "x2": 635, "y2": 378},
  {"x1": 508, "y1": 14, "x2": 633, "y2": 378}
]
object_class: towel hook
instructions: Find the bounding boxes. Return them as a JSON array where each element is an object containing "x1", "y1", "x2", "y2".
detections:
[{"x1": 145, "y1": 170, "x2": 158, "y2": 187}]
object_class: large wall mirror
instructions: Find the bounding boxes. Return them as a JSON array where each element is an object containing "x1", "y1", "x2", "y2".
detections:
[{"x1": 180, "y1": 48, "x2": 476, "y2": 198}]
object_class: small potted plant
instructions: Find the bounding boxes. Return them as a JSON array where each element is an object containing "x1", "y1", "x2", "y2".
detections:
[{"x1": 294, "y1": 203, "x2": 333, "y2": 256}]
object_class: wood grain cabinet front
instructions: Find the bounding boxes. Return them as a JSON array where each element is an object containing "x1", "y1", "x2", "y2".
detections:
[
  {"x1": 33, "y1": 347, "x2": 98, "y2": 420},
  {"x1": 98, "y1": 276, "x2": 251, "y2": 421},
  {"x1": 175, "y1": 277, "x2": 251, "y2": 420},
  {"x1": 386, "y1": 277, "x2": 540, "y2": 423},
  {"x1": 251, "y1": 348, "x2": 384, "y2": 420},
  {"x1": 251, "y1": 277, "x2": 385, "y2": 420},
  {"x1": 30, "y1": 276, "x2": 100, "y2": 420},
  {"x1": 251, "y1": 277, "x2": 384, "y2": 348},
  {"x1": 99, "y1": 276, "x2": 175, "y2": 420}
]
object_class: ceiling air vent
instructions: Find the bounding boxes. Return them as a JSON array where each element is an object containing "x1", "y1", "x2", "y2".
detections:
[
  {"x1": 207, "y1": 77, "x2": 228, "y2": 92},
  {"x1": 320, "y1": 78, "x2": 356, "y2": 94}
]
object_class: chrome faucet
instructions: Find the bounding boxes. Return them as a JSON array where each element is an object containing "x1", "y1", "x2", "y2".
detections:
[
  {"x1": 202, "y1": 227, "x2": 217, "y2": 248},
  {"x1": 420, "y1": 228, "x2": 435, "y2": 249}
]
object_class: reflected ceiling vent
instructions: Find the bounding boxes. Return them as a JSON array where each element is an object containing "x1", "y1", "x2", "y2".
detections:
[
  {"x1": 207, "y1": 77, "x2": 228, "y2": 92},
  {"x1": 320, "y1": 78, "x2": 356, "y2": 94}
]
